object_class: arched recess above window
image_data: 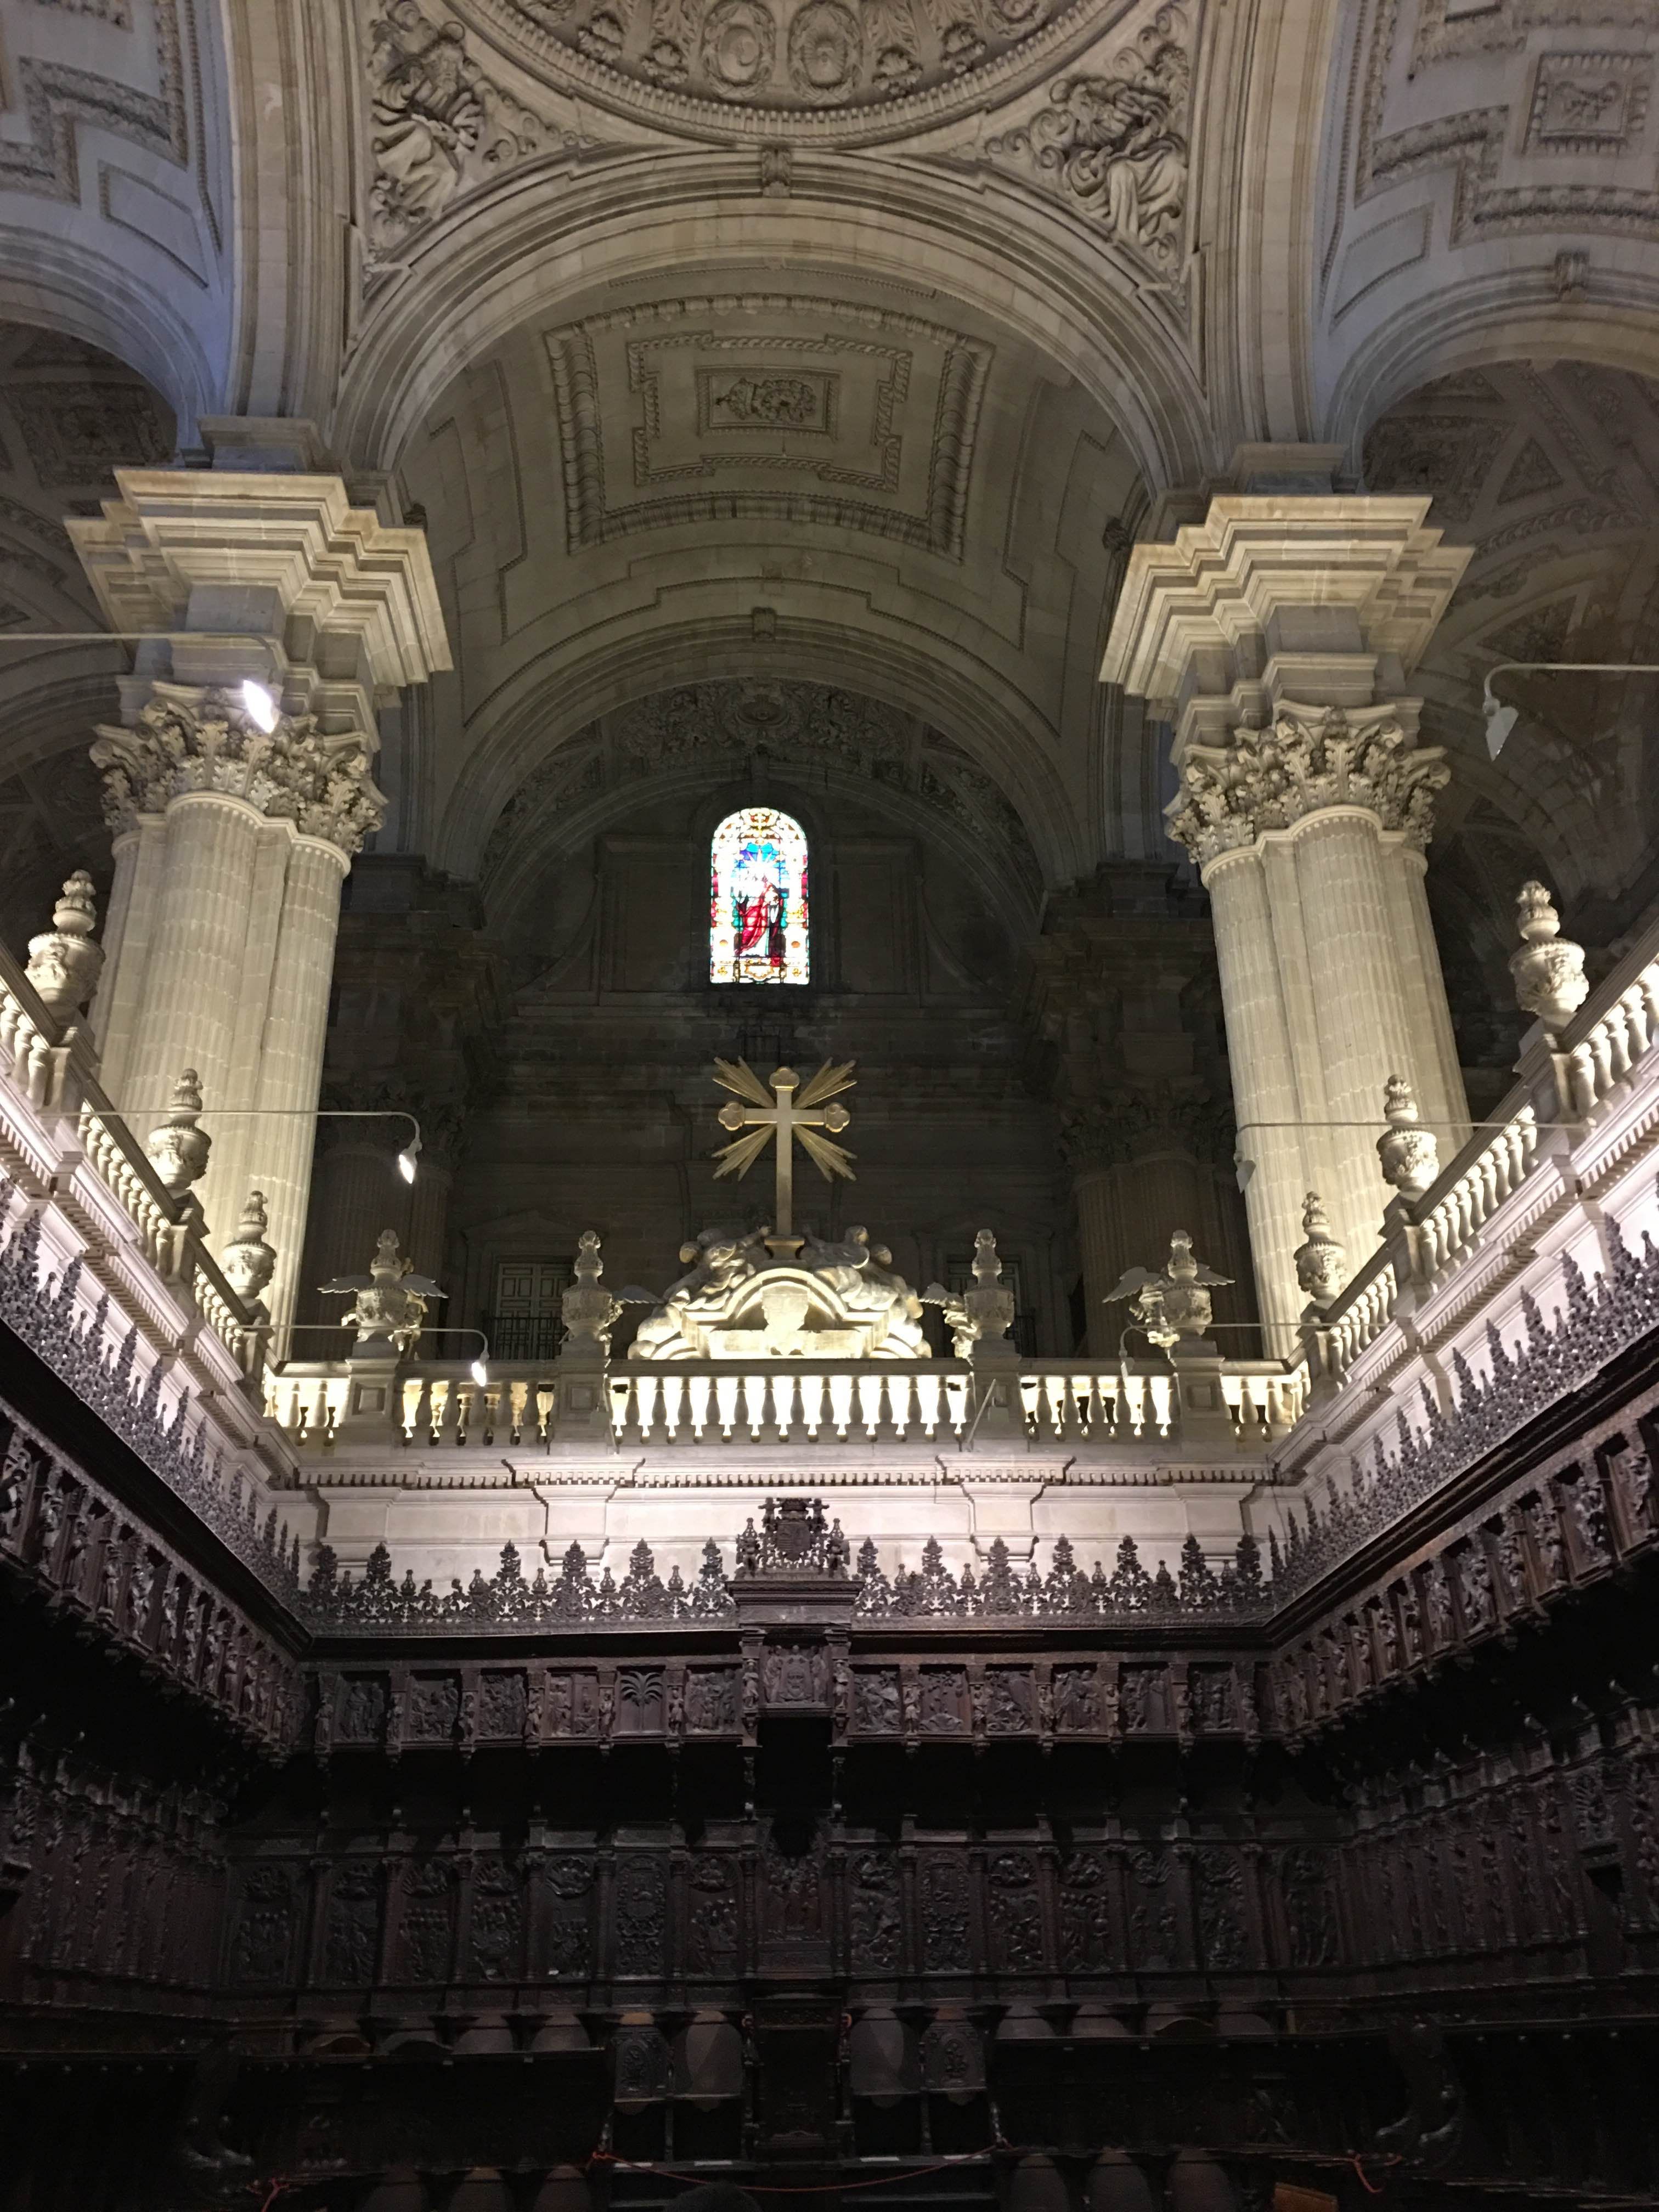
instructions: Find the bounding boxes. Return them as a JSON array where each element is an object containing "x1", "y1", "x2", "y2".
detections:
[{"x1": 710, "y1": 807, "x2": 810, "y2": 985}]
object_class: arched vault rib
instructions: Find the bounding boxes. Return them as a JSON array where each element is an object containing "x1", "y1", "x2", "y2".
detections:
[
  {"x1": 1327, "y1": 270, "x2": 1659, "y2": 472},
  {"x1": 0, "y1": 233, "x2": 213, "y2": 447},
  {"x1": 327, "y1": 156, "x2": 1214, "y2": 498},
  {"x1": 428, "y1": 617, "x2": 1090, "y2": 891}
]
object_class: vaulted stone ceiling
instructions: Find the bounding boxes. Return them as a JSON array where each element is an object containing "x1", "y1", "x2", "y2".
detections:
[
  {"x1": 393, "y1": 281, "x2": 1151, "y2": 889},
  {"x1": 0, "y1": 324, "x2": 173, "y2": 962},
  {"x1": 1363, "y1": 358, "x2": 1659, "y2": 1098}
]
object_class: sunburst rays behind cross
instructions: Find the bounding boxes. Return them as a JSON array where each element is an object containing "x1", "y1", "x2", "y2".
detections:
[{"x1": 710, "y1": 1059, "x2": 856, "y2": 1238}]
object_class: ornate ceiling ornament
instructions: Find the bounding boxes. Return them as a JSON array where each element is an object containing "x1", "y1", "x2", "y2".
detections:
[
  {"x1": 454, "y1": 0, "x2": 1173, "y2": 140},
  {"x1": 1165, "y1": 706, "x2": 1449, "y2": 872},
  {"x1": 983, "y1": 2, "x2": 1190, "y2": 270},
  {"x1": 365, "y1": 0, "x2": 571, "y2": 256},
  {"x1": 92, "y1": 686, "x2": 388, "y2": 858}
]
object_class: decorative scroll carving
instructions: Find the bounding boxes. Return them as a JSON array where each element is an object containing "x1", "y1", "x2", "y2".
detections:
[
  {"x1": 91, "y1": 686, "x2": 386, "y2": 856},
  {"x1": 984, "y1": 5, "x2": 1190, "y2": 270},
  {"x1": 1166, "y1": 706, "x2": 1448, "y2": 870},
  {"x1": 470, "y1": 0, "x2": 1122, "y2": 131},
  {"x1": 366, "y1": 0, "x2": 554, "y2": 253}
]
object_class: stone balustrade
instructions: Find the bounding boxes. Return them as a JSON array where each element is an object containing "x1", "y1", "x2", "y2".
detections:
[{"x1": 267, "y1": 1350, "x2": 1305, "y2": 1455}]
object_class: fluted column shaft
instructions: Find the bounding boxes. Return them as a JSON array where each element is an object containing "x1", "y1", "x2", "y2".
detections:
[
  {"x1": 1205, "y1": 809, "x2": 1465, "y2": 1348},
  {"x1": 120, "y1": 793, "x2": 268, "y2": 1128},
  {"x1": 211, "y1": 838, "x2": 351, "y2": 1344}
]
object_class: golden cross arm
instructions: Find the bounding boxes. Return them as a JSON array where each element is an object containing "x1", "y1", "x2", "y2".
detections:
[{"x1": 709, "y1": 1058, "x2": 856, "y2": 1235}]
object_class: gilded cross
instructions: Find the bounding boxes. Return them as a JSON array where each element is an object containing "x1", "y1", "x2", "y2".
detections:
[{"x1": 711, "y1": 1059, "x2": 855, "y2": 1238}]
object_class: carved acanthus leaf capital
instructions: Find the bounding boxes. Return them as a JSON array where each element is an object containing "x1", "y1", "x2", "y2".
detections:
[
  {"x1": 92, "y1": 685, "x2": 387, "y2": 857},
  {"x1": 1165, "y1": 704, "x2": 1448, "y2": 871}
]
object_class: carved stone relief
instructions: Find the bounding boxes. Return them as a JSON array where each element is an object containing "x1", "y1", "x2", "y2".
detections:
[
  {"x1": 545, "y1": 300, "x2": 990, "y2": 560},
  {"x1": 458, "y1": 0, "x2": 1156, "y2": 136},
  {"x1": 983, "y1": 3, "x2": 1190, "y2": 270},
  {"x1": 1355, "y1": 0, "x2": 1659, "y2": 245}
]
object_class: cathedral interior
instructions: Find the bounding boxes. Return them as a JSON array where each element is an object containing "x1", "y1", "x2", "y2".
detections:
[{"x1": 3, "y1": 0, "x2": 1659, "y2": 2205}]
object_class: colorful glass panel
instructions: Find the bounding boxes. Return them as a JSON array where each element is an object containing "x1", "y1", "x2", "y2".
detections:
[{"x1": 709, "y1": 806, "x2": 809, "y2": 985}]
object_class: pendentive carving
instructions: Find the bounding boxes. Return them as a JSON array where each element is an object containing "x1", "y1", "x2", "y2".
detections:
[
  {"x1": 984, "y1": 4, "x2": 1190, "y2": 270},
  {"x1": 366, "y1": 0, "x2": 558, "y2": 255}
]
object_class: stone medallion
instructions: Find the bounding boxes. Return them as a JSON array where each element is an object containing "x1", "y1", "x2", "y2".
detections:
[{"x1": 455, "y1": 0, "x2": 1148, "y2": 139}]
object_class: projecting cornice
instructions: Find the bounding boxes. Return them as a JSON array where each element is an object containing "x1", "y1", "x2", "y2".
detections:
[
  {"x1": 1100, "y1": 496, "x2": 1472, "y2": 719},
  {"x1": 66, "y1": 469, "x2": 453, "y2": 693}
]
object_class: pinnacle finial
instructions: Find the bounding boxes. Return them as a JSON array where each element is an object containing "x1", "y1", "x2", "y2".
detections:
[
  {"x1": 25, "y1": 868, "x2": 104, "y2": 1017},
  {"x1": 1510, "y1": 879, "x2": 1588, "y2": 1032},
  {"x1": 1293, "y1": 1192, "x2": 1346, "y2": 1311},
  {"x1": 221, "y1": 1188, "x2": 277, "y2": 1310},
  {"x1": 1377, "y1": 1076, "x2": 1440, "y2": 1198},
  {"x1": 145, "y1": 1068, "x2": 211, "y2": 1195}
]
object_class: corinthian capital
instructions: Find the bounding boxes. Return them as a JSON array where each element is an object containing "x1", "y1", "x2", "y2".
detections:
[
  {"x1": 91, "y1": 682, "x2": 386, "y2": 856},
  {"x1": 1166, "y1": 704, "x2": 1447, "y2": 871}
]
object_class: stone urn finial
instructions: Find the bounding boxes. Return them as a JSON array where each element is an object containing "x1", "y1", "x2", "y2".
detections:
[
  {"x1": 25, "y1": 869, "x2": 104, "y2": 1017},
  {"x1": 561, "y1": 1229, "x2": 621, "y2": 1351},
  {"x1": 1376, "y1": 1075, "x2": 1440, "y2": 1199},
  {"x1": 963, "y1": 1228, "x2": 1015, "y2": 1342},
  {"x1": 1510, "y1": 879, "x2": 1588, "y2": 1034},
  {"x1": 1293, "y1": 1192, "x2": 1346, "y2": 1312},
  {"x1": 1104, "y1": 1230, "x2": 1232, "y2": 1348},
  {"x1": 145, "y1": 1069, "x2": 212, "y2": 1195},
  {"x1": 220, "y1": 1189, "x2": 277, "y2": 1311},
  {"x1": 320, "y1": 1227, "x2": 445, "y2": 1357}
]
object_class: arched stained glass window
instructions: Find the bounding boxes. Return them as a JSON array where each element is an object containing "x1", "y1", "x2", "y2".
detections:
[{"x1": 710, "y1": 807, "x2": 809, "y2": 985}]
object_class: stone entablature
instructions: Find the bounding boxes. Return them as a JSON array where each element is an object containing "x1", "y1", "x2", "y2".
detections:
[{"x1": 1101, "y1": 495, "x2": 1471, "y2": 745}]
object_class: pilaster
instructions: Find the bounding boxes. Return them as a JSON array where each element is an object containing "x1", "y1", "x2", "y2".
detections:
[{"x1": 1102, "y1": 496, "x2": 1472, "y2": 1346}]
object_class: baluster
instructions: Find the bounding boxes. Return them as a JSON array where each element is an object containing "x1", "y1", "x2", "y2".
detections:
[
  {"x1": 1041, "y1": 1375, "x2": 1066, "y2": 1437},
  {"x1": 830, "y1": 1373, "x2": 854, "y2": 1440},
  {"x1": 770, "y1": 1370, "x2": 795, "y2": 1441},
  {"x1": 635, "y1": 1373, "x2": 660, "y2": 1441},
  {"x1": 1122, "y1": 1373, "x2": 1147, "y2": 1437},
  {"x1": 738, "y1": 1372, "x2": 763, "y2": 1440},
  {"x1": 689, "y1": 1373, "x2": 712, "y2": 1440},
  {"x1": 1626, "y1": 982, "x2": 1654, "y2": 1059},
  {"x1": 400, "y1": 1378, "x2": 422, "y2": 1443},
  {"x1": 510, "y1": 1380, "x2": 528, "y2": 1443},
  {"x1": 715, "y1": 1374, "x2": 740, "y2": 1439},
  {"x1": 1148, "y1": 1373, "x2": 1173, "y2": 1437},
  {"x1": 898, "y1": 1371, "x2": 924, "y2": 1442},
  {"x1": 915, "y1": 1372, "x2": 939, "y2": 1439},
  {"x1": 455, "y1": 1381, "x2": 475, "y2": 1443},
  {"x1": 661, "y1": 1374, "x2": 683, "y2": 1440},
  {"x1": 1606, "y1": 1000, "x2": 1633, "y2": 1081},
  {"x1": 430, "y1": 1378, "x2": 452, "y2": 1445},
  {"x1": 856, "y1": 1374, "x2": 882, "y2": 1438},
  {"x1": 610, "y1": 1377, "x2": 634, "y2": 1438},
  {"x1": 800, "y1": 1371, "x2": 825, "y2": 1438},
  {"x1": 945, "y1": 1373, "x2": 969, "y2": 1436}
]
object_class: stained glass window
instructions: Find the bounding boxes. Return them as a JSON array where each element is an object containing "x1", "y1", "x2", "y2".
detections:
[{"x1": 710, "y1": 807, "x2": 809, "y2": 985}]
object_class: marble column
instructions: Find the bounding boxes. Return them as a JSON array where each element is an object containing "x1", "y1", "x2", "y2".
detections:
[
  {"x1": 70, "y1": 454, "x2": 452, "y2": 1342},
  {"x1": 1102, "y1": 489, "x2": 1473, "y2": 1344}
]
